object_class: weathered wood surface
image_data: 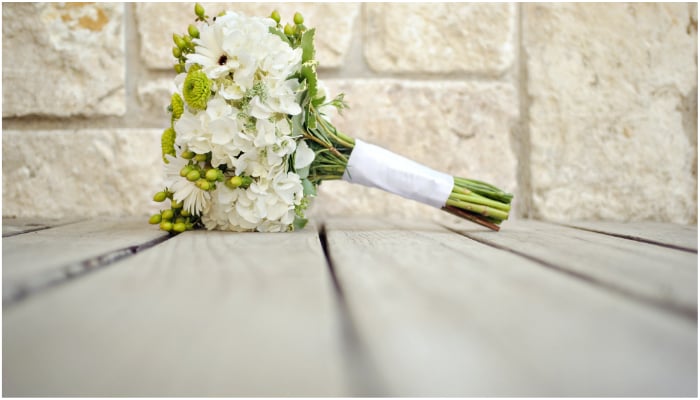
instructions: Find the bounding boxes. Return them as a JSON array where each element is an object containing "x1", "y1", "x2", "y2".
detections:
[
  {"x1": 3, "y1": 224, "x2": 348, "y2": 396},
  {"x1": 3, "y1": 217, "x2": 697, "y2": 396},
  {"x1": 565, "y1": 220, "x2": 698, "y2": 251},
  {"x1": 2, "y1": 218, "x2": 167, "y2": 303},
  {"x1": 2, "y1": 217, "x2": 81, "y2": 237},
  {"x1": 324, "y1": 217, "x2": 696, "y2": 396},
  {"x1": 448, "y1": 219, "x2": 697, "y2": 318}
]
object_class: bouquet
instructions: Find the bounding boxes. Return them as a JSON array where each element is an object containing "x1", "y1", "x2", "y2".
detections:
[{"x1": 149, "y1": 4, "x2": 513, "y2": 233}]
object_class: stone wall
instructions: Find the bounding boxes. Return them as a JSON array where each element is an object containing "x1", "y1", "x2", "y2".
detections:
[{"x1": 3, "y1": 3, "x2": 697, "y2": 224}]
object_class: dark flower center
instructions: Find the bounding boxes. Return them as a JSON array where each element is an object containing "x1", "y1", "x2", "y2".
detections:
[{"x1": 218, "y1": 55, "x2": 227, "y2": 65}]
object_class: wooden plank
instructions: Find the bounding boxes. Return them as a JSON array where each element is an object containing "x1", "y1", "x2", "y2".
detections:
[
  {"x1": 564, "y1": 220, "x2": 698, "y2": 251},
  {"x1": 3, "y1": 218, "x2": 168, "y2": 302},
  {"x1": 324, "y1": 217, "x2": 697, "y2": 396},
  {"x1": 448, "y1": 219, "x2": 697, "y2": 317},
  {"x1": 3, "y1": 224, "x2": 348, "y2": 396},
  {"x1": 2, "y1": 217, "x2": 82, "y2": 237}
]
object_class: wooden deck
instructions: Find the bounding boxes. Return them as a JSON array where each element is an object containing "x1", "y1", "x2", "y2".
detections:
[{"x1": 2, "y1": 217, "x2": 697, "y2": 396}]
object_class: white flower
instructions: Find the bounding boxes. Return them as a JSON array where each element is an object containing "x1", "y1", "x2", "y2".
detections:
[
  {"x1": 163, "y1": 155, "x2": 211, "y2": 216},
  {"x1": 294, "y1": 140, "x2": 315, "y2": 170}
]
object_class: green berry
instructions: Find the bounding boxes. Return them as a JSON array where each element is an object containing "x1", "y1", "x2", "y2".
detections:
[
  {"x1": 181, "y1": 150, "x2": 195, "y2": 159},
  {"x1": 293, "y1": 12, "x2": 304, "y2": 25},
  {"x1": 284, "y1": 23, "x2": 295, "y2": 36},
  {"x1": 149, "y1": 214, "x2": 162, "y2": 224},
  {"x1": 227, "y1": 176, "x2": 243, "y2": 188},
  {"x1": 171, "y1": 200, "x2": 183, "y2": 209},
  {"x1": 172, "y1": 46, "x2": 181, "y2": 58},
  {"x1": 174, "y1": 63, "x2": 185, "y2": 74},
  {"x1": 194, "y1": 3, "x2": 205, "y2": 18},
  {"x1": 186, "y1": 170, "x2": 201, "y2": 182},
  {"x1": 162, "y1": 209, "x2": 174, "y2": 220},
  {"x1": 173, "y1": 222, "x2": 187, "y2": 233},
  {"x1": 160, "y1": 221, "x2": 173, "y2": 232},
  {"x1": 196, "y1": 179, "x2": 211, "y2": 191},
  {"x1": 153, "y1": 191, "x2": 167, "y2": 202},
  {"x1": 180, "y1": 165, "x2": 193, "y2": 177},
  {"x1": 205, "y1": 169, "x2": 219, "y2": 182},
  {"x1": 173, "y1": 33, "x2": 186, "y2": 49},
  {"x1": 194, "y1": 153, "x2": 209, "y2": 162},
  {"x1": 270, "y1": 10, "x2": 281, "y2": 24},
  {"x1": 180, "y1": 209, "x2": 190, "y2": 217},
  {"x1": 188, "y1": 24, "x2": 200, "y2": 38}
]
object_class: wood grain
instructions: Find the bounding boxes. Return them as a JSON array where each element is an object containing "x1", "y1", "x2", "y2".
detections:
[
  {"x1": 3, "y1": 218, "x2": 167, "y2": 301},
  {"x1": 565, "y1": 220, "x2": 698, "y2": 251},
  {"x1": 324, "y1": 217, "x2": 697, "y2": 396},
  {"x1": 3, "y1": 224, "x2": 348, "y2": 396},
  {"x1": 449, "y1": 219, "x2": 698, "y2": 317},
  {"x1": 2, "y1": 217, "x2": 82, "y2": 237}
]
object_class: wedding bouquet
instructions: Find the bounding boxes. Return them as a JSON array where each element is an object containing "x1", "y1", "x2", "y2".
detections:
[{"x1": 149, "y1": 4, "x2": 513, "y2": 233}]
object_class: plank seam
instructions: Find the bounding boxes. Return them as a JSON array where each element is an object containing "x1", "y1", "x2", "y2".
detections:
[
  {"x1": 442, "y1": 225, "x2": 698, "y2": 322},
  {"x1": 3, "y1": 234, "x2": 172, "y2": 308},
  {"x1": 2, "y1": 225, "x2": 52, "y2": 238},
  {"x1": 319, "y1": 224, "x2": 390, "y2": 396},
  {"x1": 560, "y1": 223, "x2": 698, "y2": 253}
]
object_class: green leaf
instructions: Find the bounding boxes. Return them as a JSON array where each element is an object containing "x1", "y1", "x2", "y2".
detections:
[
  {"x1": 296, "y1": 165, "x2": 310, "y2": 179},
  {"x1": 306, "y1": 107, "x2": 317, "y2": 130},
  {"x1": 301, "y1": 28, "x2": 316, "y2": 63},
  {"x1": 302, "y1": 178, "x2": 317, "y2": 196},
  {"x1": 293, "y1": 216, "x2": 309, "y2": 231},
  {"x1": 301, "y1": 62, "x2": 318, "y2": 100},
  {"x1": 268, "y1": 26, "x2": 290, "y2": 45}
]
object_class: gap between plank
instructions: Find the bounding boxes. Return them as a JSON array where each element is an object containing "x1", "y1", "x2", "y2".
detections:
[
  {"x1": 560, "y1": 223, "x2": 698, "y2": 254},
  {"x1": 3, "y1": 234, "x2": 172, "y2": 309},
  {"x1": 443, "y1": 225, "x2": 698, "y2": 323},
  {"x1": 318, "y1": 224, "x2": 390, "y2": 396}
]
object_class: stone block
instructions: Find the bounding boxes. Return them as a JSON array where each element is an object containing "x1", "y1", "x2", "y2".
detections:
[
  {"x1": 364, "y1": 3, "x2": 516, "y2": 74},
  {"x1": 3, "y1": 130, "x2": 164, "y2": 218},
  {"x1": 310, "y1": 79, "x2": 519, "y2": 222},
  {"x1": 2, "y1": 3, "x2": 125, "y2": 117},
  {"x1": 524, "y1": 3, "x2": 698, "y2": 224},
  {"x1": 136, "y1": 2, "x2": 359, "y2": 70}
]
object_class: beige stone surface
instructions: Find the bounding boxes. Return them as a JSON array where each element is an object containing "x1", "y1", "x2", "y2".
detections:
[
  {"x1": 137, "y1": 78, "x2": 173, "y2": 119},
  {"x1": 136, "y1": 2, "x2": 359, "y2": 70},
  {"x1": 3, "y1": 130, "x2": 164, "y2": 219},
  {"x1": 309, "y1": 79, "x2": 519, "y2": 222},
  {"x1": 524, "y1": 3, "x2": 698, "y2": 224},
  {"x1": 364, "y1": 3, "x2": 516, "y2": 74},
  {"x1": 2, "y1": 3, "x2": 125, "y2": 117}
]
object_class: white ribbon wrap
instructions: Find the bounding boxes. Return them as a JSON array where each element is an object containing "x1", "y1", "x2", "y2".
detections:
[{"x1": 341, "y1": 139, "x2": 454, "y2": 209}]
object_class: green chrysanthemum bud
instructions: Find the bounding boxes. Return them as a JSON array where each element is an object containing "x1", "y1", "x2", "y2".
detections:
[
  {"x1": 180, "y1": 209, "x2": 190, "y2": 217},
  {"x1": 160, "y1": 221, "x2": 173, "y2": 232},
  {"x1": 172, "y1": 46, "x2": 181, "y2": 58},
  {"x1": 195, "y1": 3, "x2": 206, "y2": 18},
  {"x1": 180, "y1": 165, "x2": 193, "y2": 177},
  {"x1": 171, "y1": 200, "x2": 183, "y2": 209},
  {"x1": 173, "y1": 222, "x2": 187, "y2": 233},
  {"x1": 161, "y1": 127, "x2": 176, "y2": 162},
  {"x1": 294, "y1": 12, "x2": 304, "y2": 25},
  {"x1": 173, "y1": 33, "x2": 186, "y2": 50},
  {"x1": 181, "y1": 150, "x2": 195, "y2": 159},
  {"x1": 153, "y1": 191, "x2": 167, "y2": 202},
  {"x1": 284, "y1": 23, "x2": 295, "y2": 36},
  {"x1": 194, "y1": 153, "x2": 209, "y2": 162},
  {"x1": 205, "y1": 169, "x2": 219, "y2": 182},
  {"x1": 188, "y1": 24, "x2": 200, "y2": 38},
  {"x1": 162, "y1": 209, "x2": 174, "y2": 220},
  {"x1": 186, "y1": 170, "x2": 201, "y2": 182},
  {"x1": 174, "y1": 63, "x2": 185, "y2": 74},
  {"x1": 149, "y1": 214, "x2": 162, "y2": 224},
  {"x1": 171, "y1": 93, "x2": 184, "y2": 121},
  {"x1": 270, "y1": 10, "x2": 281, "y2": 24},
  {"x1": 175, "y1": 217, "x2": 186, "y2": 224},
  {"x1": 182, "y1": 69, "x2": 211, "y2": 110}
]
